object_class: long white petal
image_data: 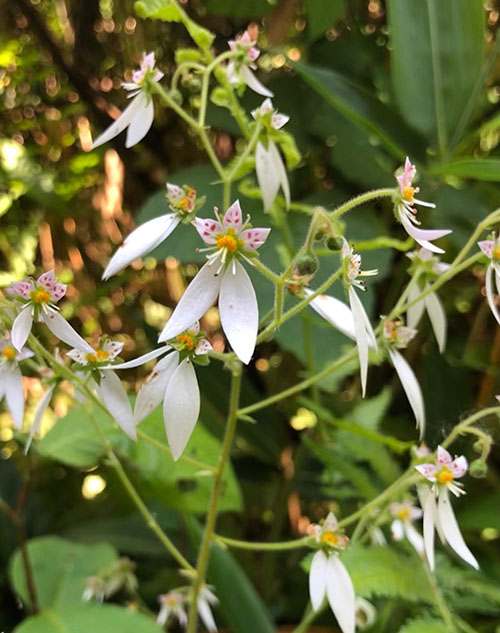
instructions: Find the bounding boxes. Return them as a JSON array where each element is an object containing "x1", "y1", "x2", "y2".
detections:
[
  {"x1": 420, "y1": 487, "x2": 436, "y2": 571},
  {"x1": 163, "y1": 358, "x2": 200, "y2": 461},
  {"x1": 197, "y1": 596, "x2": 217, "y2": 633},
  {"x1": 404, "y1": 523, "x2": 425, "y2": 555},
  {"x1": 158, "y1": 260, "x2": 222, "y2": 343},
  {"x1": 306, "y1": 290, "x2": 356, "y2": 341},
  {"x1": 255, "y1": 141, "x2": 280, "y2": 211},
  {"x1": 309, "y1": 550, "x2": 328, "y2": 611},
  {"x1": 4, "y1": 365, "x2": 24, "y2": 429},
  {"x1": 11, "y1": 307, "x2": 34, "y2": 352},
  {"x1": 125, "y1": 94, "x2": 154, "y2": 148},
  {"x1": 92, "y1": 95, "x2": 144, "y2": 149},
  {"x1": 388, "y1": 349, "x2": 425, "y2": 437},
  {"x1": 101, "y1": 346, "x2": 171, "y2": 370},
  {"x1": 424, "y1": 288, "x2": 447, "y2": 353},
  {"x1": 42, "y1": 309, "x2": 94, "y2": 354},
  {"x1": 25, "y1": 385, "x2": 55, "y2": 453},
  {"x1": 268, "y1": 141, "x2": 290, "y2": 209},
  {"x1": 406, "y1": 282, "x2": 425, "y2": 330},
  {"x1": 134, "y1": 351, "x2": 179, "y2": 424},
  {"x1": 438, "y1": 487, "x2": 479, "y2": 569},
  {"x1": 99, "y1": 370, "x2": 136, "y2": 440},
  {"x1": 485, "y1": 265, "x2": 500, "y2": 325},
  {"x1": 400, "y1": 215, "x2": 449, "y2": 254},
  {"x1": 349, "y1": 287, "x2": 369, "y2": 397},
  {"x1": 219, "y1": 260, "x2": 258, "y2": 365},
  {"x1": 102, "y1": 214, "x2": 180, "y2": 279},
  {"x1": 326, "y1": 556, "x2": 356, "y2": 633},
  {"x1": 240, "y1": 65, "x2": 273, "y2": 97}
]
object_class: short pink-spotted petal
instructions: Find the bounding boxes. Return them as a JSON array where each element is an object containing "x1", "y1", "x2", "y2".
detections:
[
  {"x1": 193, "y1": 217, "x2": 223, "y2": 245},
  {"x1": 436, "y1": 445, "x2": 452, "y2": 465},
  {"x1": 12, "y1": 281, "x2": 33, "y2": 299},
  {"x1": 222, "y1": 200, "x2": 243, "y2": 232},
  {"x1": 451, "y1": 455, "x2": 468, "y2": 479},
  {"x1": 37, "y1": 270, "x2": 56, "y2": 290},
  {"x1": 51, "y1": 283, "x2": 67, "y2": 302},
  {"x1": 195, "y1": 339, "x2": 213, "y2": 355},
  {"x1": 189, "y1": 321, "x2": 201, "y2": 335},
  {"x1": 240, "y1": 228, "x2": 271, "y2": 251},
  {"x1": 478, "y1": 240, "x2": 495, "y2": 259},
  {"x1": 415, "y1": 463, "x2": 438, "y2": 482},
  {"x1": 103, "y1": 340, "x2": 124, "y2": 360}
]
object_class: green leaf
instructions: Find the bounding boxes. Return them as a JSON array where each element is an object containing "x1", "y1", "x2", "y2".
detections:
[
  {"x1": 9, "y1": 537, "x2": 118, "y2": 609},
  {"x1": 293, "y1": 61, "x2": 425, "y2": 160},
  {"x1": 457, "y1": 492, "x2": 500, "y2": 531},
  {"x1": 386, "y1": 0, "x2": 485, "y2": 152},
  {"x1": 428, "y1": 158, "x2": 500, "y2": 182},
  {"x1": 397, "y1": 617, "x2": 449, "y2": 633},
  {"x1": 185, "y1": 516, "x2": 275, "y2": 633},
  {"x1": 203, "y1": 0, "x2": 273, "y2": 18},
  {"x1": 305, "y1": 0, "x2": 346, "y2": 42},
  {"x1": 14, "y1": 604, "x2": 163, "y2": 633}
]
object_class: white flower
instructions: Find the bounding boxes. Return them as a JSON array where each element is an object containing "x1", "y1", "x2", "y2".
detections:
[
  {"x1": 107, "y1": 323, "x2": 212, "y2": 460},
  {"x1": 305, "y1": 289, "x2": 357, "y2": 341},
  {"x1": 0, "y1": 337, "x2": 33, "y2": 429},
  {"x1": 389, "y1": 500, "x2": 424, "y2": 555},
  {"x1": 10, "y1": 271, "x2": 94, "y2": 354},
  {"x1": 197, "y1": 586, "x2": 219, "y2": 633},
  {"x1": 406, "y1": 249, "x2": 449, "y2": 353},
  {"x1": 25, "y1": 384, "x2": 56, "y2": 454},
  {"x1": 102, "y1": 183, "x2": 196, "y2": 280},
  {"x1": 252, "y1": 98, "x2": 290, "y2": 211},
  {"x1": 478, "y1": 233, "x2": 500, "y2": 326},
  {"x1": 415, "y1": 446, "x2": 478, "y2": 570},
  {"x1": 395, "y1": 157, "x2": 451, "y2": 254},
  {"x1": 92, "y1": 52, "x2": 163, "y2": 149},
  {"x1": 158, "y1": 200, "x2": 270, "y2": 365},
  {"x1": 382, "y1": 318, "x2": 425, "y2": 437},
  {"x1": 157, "y1": 591, "x2": 188, "y2": 628},
  {"x1": 309, "y1": 513, "x2": 356, "y2": 633},
  {"x1": 227, "y1": 29, "x2": 273, "y2": 97}
]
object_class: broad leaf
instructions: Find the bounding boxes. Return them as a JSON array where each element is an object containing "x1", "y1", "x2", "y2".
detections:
[{"x1": 429, "y1": 158, "x2": 500, "y2": 182}]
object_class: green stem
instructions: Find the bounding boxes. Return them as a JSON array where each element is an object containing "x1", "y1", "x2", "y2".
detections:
[
  {"x1": 424, "y1": 559, "x2": 458, "y2": 631},
  {"x1": 186, "y1": 364, "x2": 243, "y2": 633},
  {"x1": 330, "y1": 188, "x2": 394, "y2": 219},
  {"x1": 291, "y1": 604, "x2": 319, "y2": 633},
  {"x1": 441, "y1": 407, "x2": 500, "y2": 449},
  {"x1": 215, "y1": 534, "x2": 310, "y2": 551},
  {"x1": 226, "y1": 121, "x2": 262, "y2": 182}
]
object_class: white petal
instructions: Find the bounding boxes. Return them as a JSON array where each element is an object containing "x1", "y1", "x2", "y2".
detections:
[
  {"x1": 102, "y1": 214, "x2": 180, "y2": 279},
  {"x1": 102, "y1": 346, "x2": 171, "y2": 370},
  {"x1": 349, "y1": 287, "x2": 370, "y2": 397},
  {"x1": 421, "y1": 487, "x2": 436, "y2": 571},
  {"x1": 400, "y1": 214, "x2": 449, "y2": 254},
  {"x1": 240, "y1": 65, "x2": 274, "y2": 97},
  {"x1": 391, "y1": 519, "x2": 404, "y2": 541},
  {"x1": 485, "y1": 265, "x2": 500, "y2": 325},
  {"x1": 197, "y1": 596, "x2": 217, "y2": 633},
  {"x1": 4, "y1": 365, "x2": 24, "y2": 429},
  {"x1": 306, "y1": 290, "x2": 356, "y2": 341},
  {"x1": 158, "y1": 260, "x2": 222, "y2": 342},
  {"x1": 125, "y1": 93, "x2": 154, "y2": 148},
  {"x1": 92, "y1": 95, "x2": 143, "y2": 149},
  {"x1": 268, "y1": 141, "x2": 290, "y2": 208},
  {"x1": 219, "y1": 261, "x2": 258, "y2": 364},
  {"x1": 255, "y1": 141, "x2": 280, "y2": 211},
  {"x1": 25, "y1": 385, "x2": 55, "y2": 454},
  {"x1": 42, "y1": 309, "x2": 94, "y2": 353},
  {"x1": 309, "y1": 550, "x2": 328, "y2": 611},
  {"x1": 99, "y1": 370, "x2": 136, "y2": 440},
  {"x1": 438, "y1": 487, "x2": 479, "y2": 569},
  {"x1": 326, "y1": 556, "x2": 356, "y2": 633},
  {"x1": 424, "y1": 288, "x2": 447, "y2": 353},
  {"x1": 163, "y1": 357, "x2": 200, "y2": 461},
  {"x1": 388, "y1": 349, "x2": 425, "y2": 437},
  {"x1": 11, "y1": 307, "x2": 34, "y2": 352},
  {"x1": 406, "y1": 282, "x2": 425, "y2": 330},
  {"x1": 134, "y1": 351, "x2": 179, "y2": 424},
  {"x1": 405, "y1": 523, "x2": 425, "y2": 555}
]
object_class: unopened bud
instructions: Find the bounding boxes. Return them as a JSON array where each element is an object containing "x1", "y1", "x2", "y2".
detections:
[
  {"x1": 187, "y1": 78, "x2": 202, "y2": 93},
  {"x1": 170, "y1": 89, "x2": 183, "y2": 105},
  {"x1": 469, "y1": 459, "x2": 488, "y2": 478},
  {"x1": 295, "y1": 254, "x2": 318, "y2": 276},
  {"x1": 326, "y1": 236, "x2": 344, "y2": 251}
]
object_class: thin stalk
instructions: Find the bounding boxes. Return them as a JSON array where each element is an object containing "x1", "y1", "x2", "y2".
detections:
[
  {"x1": 330, "y1": 188, "x2": 394, "y2": 219},
  {"x1": 424, "y1": 560, "x2": 458, "y2": 631},
  {"x1": 291, "y1": 604, "x2": 319, "y2": 633},
  {"x1": 215, "y1": 535, "x2": 310, "y2": 551}
]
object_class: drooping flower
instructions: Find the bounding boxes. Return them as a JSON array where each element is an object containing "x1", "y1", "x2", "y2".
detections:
[
  {"x1": 105, "y1": 322, "x2": 212, "y2": 460},
  {"x1": 305, "y1": 289, "x2": 357, "y2": 341},
  {"x1": 197, "y1": 586, "x2": 219, "y2": 633},
  {"x1": 157, "y1": 591, "x2": 188, "y2": 628},
  {"x1": 252, "y1": 98, "x2": 290, "y2": 211},
  {"x1": 158, "y1": 200, "x2": 270, "y2": 364},
  {"x1": 341, "y1": 240, "x2": 378, "y2": 397},
  {"x1": 382, "y1": 318, "x2": 425, "y2": 436},
  {"x1": 67, "y1": 338, "x2": 136, "y2": 440},
  {"x1": 102, "y1": 183, "x2": 197, "y2": 280},
  {"x1": 309, "y1": 513, "x2": 356, "y2": 633},
  {"x1": 0, "y1": 336, "x2": 33, "y2": 428},
  {"x1": 389, "y1": 500, "x2": 424, "y2": 555},
  {"x1": 415, "y1": 446, "x2": 478, "y2": 570},
  {"x1": 25, "y1": 383, "x2": 56, "y2": 454},
  {"x1": 406, "y1": 248, "x2": 449, "y2": 353},
  {"x1": 92, "y1": 52, "x2": 164, "y2": 149},
  {"x1": 394, "y1": 158, "x2": 451, "y2": 254},
  {"x1": 10, "y1": 271, "x2": 94, "y2": 354},
  {"x1": 227, "y1": 28, "x2": 273, "y2": 97},
  {"x1": 478, "y1": 233, "x2": 500, "y2": 325}
]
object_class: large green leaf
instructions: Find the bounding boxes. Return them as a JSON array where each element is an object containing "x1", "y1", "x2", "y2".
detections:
[
  {"x1": 293, "y1": 61, "x2": 425, "y2": 160},
  {"x1": 9, "y1": 537, "x2": 118, "y2": 609},
  {"x1": 428, "y1": 158, "x2": 500, "y2": 182},
  {"x1": 14, "y1": 604, "x2": 163, "y2": 633},
  {"x1": 305, "y1": 0, "x2": 346, "y2": 42},
  {"x1": 185, "y1": 516, "x2": 275, "y2": 633},
  {"x1": 386, "y1": 0, "x2": 485, "y2": 152}
]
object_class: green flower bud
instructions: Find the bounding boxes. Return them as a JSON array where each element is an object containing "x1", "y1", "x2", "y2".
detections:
[
  {"x1": 187, "y1": 78, "x2": 202, "y2": 93},
  {"x1": 469, "y1": 459, "x2": 488, "y2": 478},
  {"x1": 326, "y1": 236, "x2": 344, "y2": 251},
  {"x1": 170, "y1": 89, "x2": 183, "y2": 105},
  {"x1": 295, "y1": 254, "x2": 319, "y2": 276}
]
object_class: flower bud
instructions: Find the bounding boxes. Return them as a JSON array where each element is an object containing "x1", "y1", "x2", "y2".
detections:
[
  {"x1": 187, "y1": 78, "x2": 202, "y2": 93},
  {"x1": 295, "y1": 254, "x2": 318, "y2": 276},
  {"x1": 326, "y1": 236, "x2": 344, "y2": 251},
  {"x1": 469, "y1": 459, "x2": 488, "y2": 478},
  {"x1": 170, "y1": 89, "x2": 183, "y2": 105}
]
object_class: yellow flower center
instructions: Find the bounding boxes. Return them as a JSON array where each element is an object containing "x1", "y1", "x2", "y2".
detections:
[
  {"x1": 30, "y1": 287, "x2": 51, "y2": 304},
  {"x1": 403, "y1": 186, "x2": 415, "y2": 201},
  {"x1": 437, "y1": 468, "x2": 454, "y2": 485},
  {"x1": 85, "y1": 349, "x2": 110, "y2": 363},
  {"x1": 493, "y1": 246, "x2": 500, "y2": 261},
  {"x1": 2, "y1": 347, "x2": 16, "y2": 360},
  {"x1": 397, "y1": 508, "x2": 410, "y2": 520},
  {"x1": 321, "y1": 531, "x2": 338, "y2": 547},
  {"x1": 216, "y1": 232, "x2": 242, "y2": 254},
  {"x1": 176, "y1": 334, "x2": 195, "y2": 351}
]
